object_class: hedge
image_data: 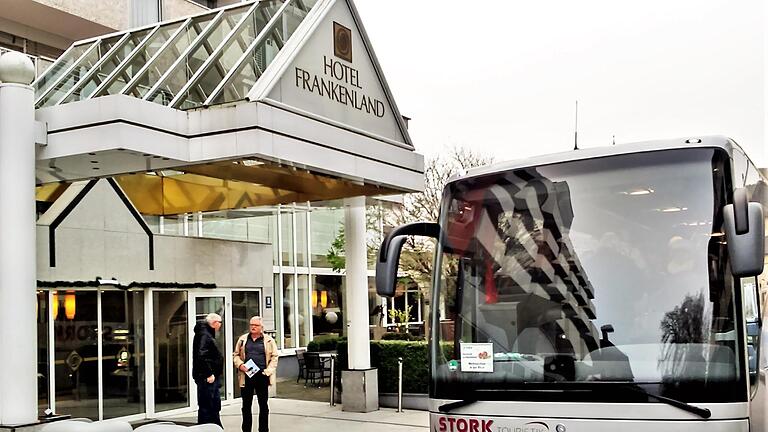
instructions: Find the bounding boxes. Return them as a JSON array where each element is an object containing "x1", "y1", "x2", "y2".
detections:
[
  {"x1": 307, "y1": 334, "x2": 344, "y2": 352},
  {"x1": 337, "y1": 340, "x2": 429, "y2": 393},
  {"x1": 381, "y1": 332, "x2": 425, "y2": 341}
]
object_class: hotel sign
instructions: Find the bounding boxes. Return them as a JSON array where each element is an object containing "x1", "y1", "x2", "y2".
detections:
[
  {"x1": 293, "y1": 22, "x2": 385, "y2": 118},
  {"x1": 268, "y1": 0, "x2": 407, "y2": 144}
]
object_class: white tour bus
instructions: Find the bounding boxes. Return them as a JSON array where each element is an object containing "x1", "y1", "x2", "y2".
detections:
[{"x1": 376, "y1": 136, "x2": 768, "y2": 432}]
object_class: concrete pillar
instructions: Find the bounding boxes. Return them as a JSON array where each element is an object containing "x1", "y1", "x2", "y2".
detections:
[
  {"x1": 0, "y1": 52, "x2": 37, "y2": 425},
  {"x1": 341, "y1": 196, "x2": 378, "y2": 412},
  {"x1": 343, "y1": 196, "x2": 370, "y2": 369}
]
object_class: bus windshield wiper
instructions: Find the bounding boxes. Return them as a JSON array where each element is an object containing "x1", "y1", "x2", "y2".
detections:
[
  {"x1": 439, "y1": 399, "x2": 478, "y2": 412},
  {"x1": 618, "y1": 385, "x2": 711, "y2": 419}
]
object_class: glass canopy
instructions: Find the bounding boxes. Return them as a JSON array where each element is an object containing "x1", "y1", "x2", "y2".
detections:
[{"x1": 33, "y1": 0, "x2": 317, "y2": 110}]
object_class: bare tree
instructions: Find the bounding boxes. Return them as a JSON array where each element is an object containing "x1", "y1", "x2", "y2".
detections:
[
  {"x1": 659, "y1": 292, "x2": 708, "y2": 380},
  {"x1": 387, "y1": 146, "x2": 493, "y2": 333},
  {"x1": 325, "y1": 146, "x2": 493, "y2": 335}
]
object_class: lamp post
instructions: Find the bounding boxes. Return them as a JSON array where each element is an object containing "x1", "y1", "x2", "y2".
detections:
[{"x1": 0, "y1": 51, "x2": 37, "y2": 425}]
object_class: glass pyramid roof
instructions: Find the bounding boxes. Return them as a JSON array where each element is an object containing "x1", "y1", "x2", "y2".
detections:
[{"x1": 33, "y1": 0, "x2": 317, "y2": 110}]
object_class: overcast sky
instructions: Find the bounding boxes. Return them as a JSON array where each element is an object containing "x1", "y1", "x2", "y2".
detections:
[{"x1": 354, "y1": 0, "x2": 766, "y2": 165}]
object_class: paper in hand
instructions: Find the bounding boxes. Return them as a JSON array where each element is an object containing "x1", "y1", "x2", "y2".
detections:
[{"x1": 244, "y1": 359, "x2": 260, "y2": 378}]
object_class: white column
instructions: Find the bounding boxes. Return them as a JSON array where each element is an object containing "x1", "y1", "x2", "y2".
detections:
[
  {"x1": 344, "y1": 196, "x2": 370, "y2": 369},
  {"x1": 0, "y1": 52, "x2": 37, "y2": 425}
]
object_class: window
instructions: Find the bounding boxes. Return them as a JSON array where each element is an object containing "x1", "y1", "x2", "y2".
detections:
[
  {"x1": 281, "y1": 211, "x2": 294, "y2": 267},
  {"x1": 102, "y1": 291, "x2": 145, "y2": 419},
  {"x1": 311, "y1": 275, "x2": 343, "y2": 339},
  {"x1": 37, "y1": 291, "x2": 49, "y2": 416},
  {"x1": 310, "y1": 203, "x2": 344, "y2": 268},
  {"x1": 53, "y1": 291, "x2": 99, "y2": 419},
  {"x1": 282, "y1": 275, "x2": 296, "y2": 348},
  {"x1": 153, "y1": 291, "x2": 189, "y2": 412},
  {"x1": 232, "y1": 291, "x2": 262, "y2": 398}
]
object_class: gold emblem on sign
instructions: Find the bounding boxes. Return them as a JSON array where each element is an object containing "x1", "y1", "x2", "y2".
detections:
[{"x1": 333, "y1": 21, "x2": 352, "y2": 62}]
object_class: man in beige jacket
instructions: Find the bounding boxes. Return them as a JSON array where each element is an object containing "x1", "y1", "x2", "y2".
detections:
[{"x1": 233, "y1": 316, "x2": 279, "y2": 432}]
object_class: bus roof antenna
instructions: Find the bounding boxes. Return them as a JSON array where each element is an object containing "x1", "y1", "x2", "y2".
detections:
[
  {"x1": 573, "y1": 100, "x2": 579, "y2": 150},
  {"x1": 612, "y1": 135, "x2": 616, "y2": 145}
]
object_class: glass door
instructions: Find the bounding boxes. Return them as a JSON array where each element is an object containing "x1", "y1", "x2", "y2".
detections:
[
  {"x1": 101, "y1": 290, "x2": 145, "y2": 419},
  {"x1": 231, "y1": 290, "x2": 262, "y2": 398},
  {"x1": 153, "y1": 291, "x2": 190, "y2": 413},
  {"x1": 190, "y1": 293, "x2": 233, "y2": 404},
  {"x1": 52, "y1": 290, "x2": 99, "y2": 420},
  {"x1": 49, "y1": 289, "x2": 146, "y2": 420}
]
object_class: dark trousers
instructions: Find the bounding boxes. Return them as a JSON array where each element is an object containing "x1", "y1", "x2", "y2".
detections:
[
  {"x1": 196, "y1": 377, "x2": 222, "y2": 427},
  {"x1": 241, "y1": 373, "x2": 270, "y2": 432}
]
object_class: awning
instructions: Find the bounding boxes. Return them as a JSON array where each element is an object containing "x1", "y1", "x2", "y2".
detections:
[{"x1": 34, "y1": 0, "x2": 424, "y2": 214}]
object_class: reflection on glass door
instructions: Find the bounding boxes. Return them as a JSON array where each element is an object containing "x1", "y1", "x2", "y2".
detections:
[
  {"x1": 101, "y1": 291, "x2": 145, "y2": 419},
  {"x1": 282, "y1": 276, "x2": 295, "y2": 348},
  {"x1": 231, "y1": 291, "x2": 261, "y2": 398},
  {"x1": 194, "y1": 296, "x2": 227, "y2": 399},
  {"x1": 37, "y1": 291, "x2": 49, "y2": 416},
  {"x1": 53, "y1": 291, "x2": 99, "y2": 420},
  {"x1": 154, "y1": 291, "x2": 189, "y2": 413}
]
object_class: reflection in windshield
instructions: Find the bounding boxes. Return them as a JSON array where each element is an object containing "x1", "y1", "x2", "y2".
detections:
[{"x1": 432, "y1": 148, "x2": 744, "y2": 403}]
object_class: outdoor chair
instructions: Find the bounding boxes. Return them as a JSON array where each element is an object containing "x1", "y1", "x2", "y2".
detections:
[
  {"x1": 303, "y1": 352, "x2": 330, "y2": 387},
  {"x1": 296, "y1": 348, "x2": 307, "y2": 383}
]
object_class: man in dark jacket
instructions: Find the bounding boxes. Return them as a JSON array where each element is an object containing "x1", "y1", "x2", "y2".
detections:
[{"x1": 193, "y1": 313, "x2": 224, "y2": 427}]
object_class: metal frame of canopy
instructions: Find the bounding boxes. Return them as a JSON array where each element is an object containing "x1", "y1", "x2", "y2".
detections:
[{"x1": 32, "y1": 0, "x2": 314, "y2": 111}]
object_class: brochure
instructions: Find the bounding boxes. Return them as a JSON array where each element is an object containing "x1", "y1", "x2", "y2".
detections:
[{"x1": 244, "y1": 359, "x2": 260, "y2": 378}]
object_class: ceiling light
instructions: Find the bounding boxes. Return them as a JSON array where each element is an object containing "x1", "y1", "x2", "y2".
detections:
[
  {"x1": 659, "y1": 207, "x2": 687, "y2": 213},
  {"x1": 97, "y1": 277, "x2": 120, "y2": 286},
  {"x1": 622, "y1": 188, "x2": 654, "y2": 196}
]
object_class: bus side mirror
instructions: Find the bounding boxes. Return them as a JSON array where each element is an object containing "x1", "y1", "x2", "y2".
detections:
[
  {"x1": 723, "y1": 188, "x2": 765, "y2": 277},
  {"x1": 376, "y1": 235, "x2": 406, "y2": 297},
  {"x1": 375, "y1": 222, "x2": 440, "y2": 297}
]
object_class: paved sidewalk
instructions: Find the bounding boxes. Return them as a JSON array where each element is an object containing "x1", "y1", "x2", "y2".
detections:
[{"x1": 160, "y1": 398, "x2": 429, "y2": 432}]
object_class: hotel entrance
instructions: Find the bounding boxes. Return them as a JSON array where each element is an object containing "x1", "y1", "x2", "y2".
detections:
[
  {"x1": 38, "y1": 287, "x2": 265, "y2": 421},
  {"x1": 22, "y1": 0, "x2": 424, "y2": 424},
  {"x1": 188, "y1": 290, "x2": 264, "y2": 407}
]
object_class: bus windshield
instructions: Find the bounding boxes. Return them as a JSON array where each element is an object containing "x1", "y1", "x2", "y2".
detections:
[{"x1": 431, "y1": 148, "x2": 745, "y2": 403}]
